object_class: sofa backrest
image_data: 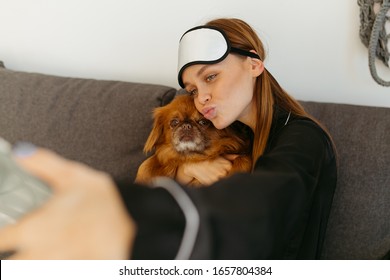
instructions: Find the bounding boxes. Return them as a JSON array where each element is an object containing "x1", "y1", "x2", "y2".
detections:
[
  {"x1": 301, "y1": 101, "x2": 390, "y2": 259},
  {"x1": 0, "y1": 62, "x2": 176, "y2": 184}
]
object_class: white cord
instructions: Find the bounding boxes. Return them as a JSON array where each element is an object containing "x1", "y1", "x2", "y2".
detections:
[
  {"x1": 151, "y1": 177, "x2": 200, "y2": 260},
  {"x1": 284, "y1": 111, "x2": 292, "y2": 125}
]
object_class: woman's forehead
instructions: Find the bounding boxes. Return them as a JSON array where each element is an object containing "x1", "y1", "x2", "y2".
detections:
[{"x1": 182, "y1": 55, "x2": 240, "y2": 86}]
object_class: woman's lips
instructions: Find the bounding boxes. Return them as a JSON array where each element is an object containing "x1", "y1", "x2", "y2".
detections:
[{"x1": 201, "y1": 106, "x2": 216, "y2": 119}]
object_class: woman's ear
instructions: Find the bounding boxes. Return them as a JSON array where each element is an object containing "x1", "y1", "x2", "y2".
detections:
[{"x1": 249, "y1": 50, "x2": 264, "y2": 77}]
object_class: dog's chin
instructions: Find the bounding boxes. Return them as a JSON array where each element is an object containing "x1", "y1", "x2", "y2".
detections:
[
  {"x1": 175, "y1": 141, "x2": 202, "y2": 153},
  {"x1": 172, "y1": 136, "x2": 206, "y2": 154}
]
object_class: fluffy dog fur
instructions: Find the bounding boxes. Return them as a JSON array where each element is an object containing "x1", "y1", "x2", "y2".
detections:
[{"x1": 135, "y1": 94, "x2": 252, "y2": 186}]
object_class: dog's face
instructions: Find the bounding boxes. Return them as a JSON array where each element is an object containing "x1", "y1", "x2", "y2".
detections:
[
  {"x1": 138, "y1": 94, "x2": 252, "y2": 186},
  {"x1": 144, "y1": 94, "x2": 223, "y2": 155},
  {"x1": 169, "y1": 104, "x2": 212, "y2": 154}
]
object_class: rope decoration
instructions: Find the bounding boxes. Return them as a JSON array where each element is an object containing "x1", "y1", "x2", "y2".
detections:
[{"x1": 358, "y1": 0, "x2": 390, "y2": 86}]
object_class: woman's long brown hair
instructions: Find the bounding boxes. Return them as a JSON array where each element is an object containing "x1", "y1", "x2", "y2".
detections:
[{"x1": 205, "y1": 18, "x2": 335, "y2": 169}]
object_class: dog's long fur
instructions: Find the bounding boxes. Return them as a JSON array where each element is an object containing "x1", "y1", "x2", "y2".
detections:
[{"x1": 135, "y1": 94, "x2": 252, "y2": 186}]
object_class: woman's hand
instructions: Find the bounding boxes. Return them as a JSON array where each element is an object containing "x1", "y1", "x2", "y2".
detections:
[
  {"x1": 176, "y1": 155, "x2": 238, "y2": 186},
  {"x1": 0, "y1": 147, "x2": 136, "y2": 259}
]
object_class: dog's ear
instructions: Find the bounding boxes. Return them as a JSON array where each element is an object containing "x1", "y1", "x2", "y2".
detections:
[{"x1": 144, "y1": 106, "x2": 166, "y2": 154}]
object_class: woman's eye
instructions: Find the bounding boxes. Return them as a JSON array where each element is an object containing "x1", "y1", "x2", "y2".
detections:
[
  {"x1": 188, "y1": 89, "x2": 198, "y2": 96},
  {"x1": 206, "y1": 74, "x2": 217, "y2": 82}
]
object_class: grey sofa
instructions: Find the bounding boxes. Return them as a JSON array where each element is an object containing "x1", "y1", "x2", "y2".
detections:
[{"x1": 0, "y1": 61, "x2": 389, "y2": 259}]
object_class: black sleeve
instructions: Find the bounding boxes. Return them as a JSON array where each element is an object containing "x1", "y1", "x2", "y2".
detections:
[
  {"x1": 116, "y1": 119, "x2": 336, "y2": 259},
  {"x1": 115, "y1": 182, "x2": 185, "y2": 259}
]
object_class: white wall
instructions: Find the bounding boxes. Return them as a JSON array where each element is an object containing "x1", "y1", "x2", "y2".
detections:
[{"x1": 0, "y1": 0, "x2": 389, "y2": 107}]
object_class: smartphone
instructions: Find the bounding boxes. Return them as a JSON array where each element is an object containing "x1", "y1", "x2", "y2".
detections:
[{"x1": 0, "y1": 138, "x2": 51, "y2": 228}]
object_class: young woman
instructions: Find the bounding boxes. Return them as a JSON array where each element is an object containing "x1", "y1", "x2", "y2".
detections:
[{"x1": 0, "y1": 18, "x2": 337, "y2": 260}]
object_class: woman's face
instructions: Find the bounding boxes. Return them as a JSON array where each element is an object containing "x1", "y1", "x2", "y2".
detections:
[{"x1": 181, "y1": 54, "x2": 262, "y2": 130}]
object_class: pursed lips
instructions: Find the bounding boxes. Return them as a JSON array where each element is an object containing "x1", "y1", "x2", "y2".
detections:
[{"x1": 201, "y1": 106, "x2": 217, "y2": 119}]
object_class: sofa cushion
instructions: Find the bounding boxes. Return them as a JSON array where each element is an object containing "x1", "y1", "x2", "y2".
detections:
[
  {"x1": 0, "y1": 63, "x2": 176, "y2": 183},
  {"x1": 301, "y1": 101, "x2": 390, "y2": 259}
]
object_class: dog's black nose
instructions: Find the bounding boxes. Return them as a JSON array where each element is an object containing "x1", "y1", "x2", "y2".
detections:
[{"x1": 182, "y1": 123, "x2": 192, "y2": 130}]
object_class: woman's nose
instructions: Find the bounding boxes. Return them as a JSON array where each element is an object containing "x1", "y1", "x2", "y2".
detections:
[{"x1": 197, "y1": 88, "x2": 211, "y2": 105}]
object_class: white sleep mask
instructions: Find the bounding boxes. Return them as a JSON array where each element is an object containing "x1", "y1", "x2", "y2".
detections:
[{"x1": 177, "y1": 25, "x2": 261, "y2": 88}]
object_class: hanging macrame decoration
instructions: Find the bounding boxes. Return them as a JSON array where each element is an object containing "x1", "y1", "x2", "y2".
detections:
[{"x1": 358, "y1": 0, "x2": 390, "y2": 86}]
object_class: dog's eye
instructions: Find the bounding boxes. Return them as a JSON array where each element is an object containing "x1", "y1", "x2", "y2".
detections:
[
  {"x1": 170, "y1": 119, "x2": 180, "y2": 128},
  {"x1": 198, "y1": 119, "x2": 211, "y2": 127}
]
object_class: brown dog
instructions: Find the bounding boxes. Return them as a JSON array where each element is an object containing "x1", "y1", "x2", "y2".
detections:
[{"x1": 135, "y1": 94, "x2": 252, "y2": 186}]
